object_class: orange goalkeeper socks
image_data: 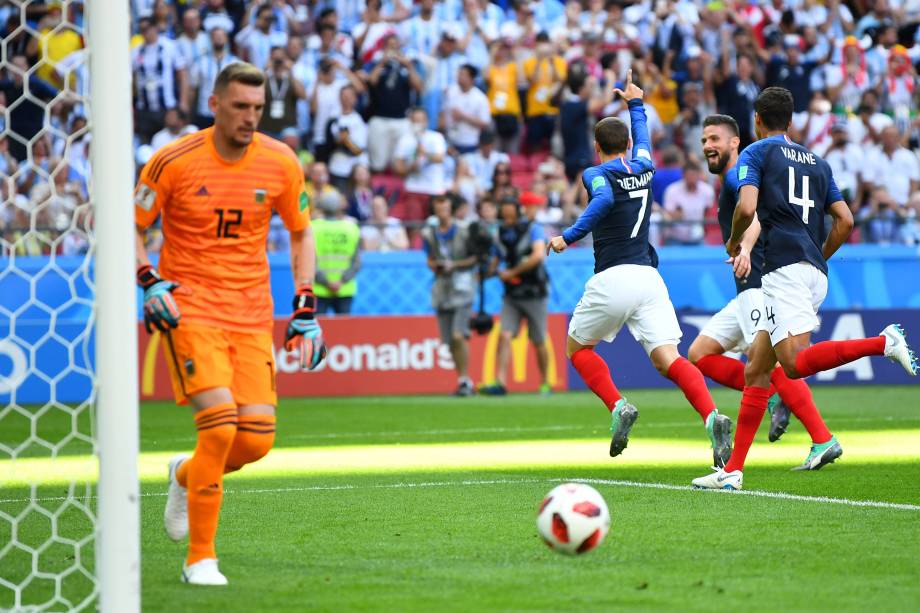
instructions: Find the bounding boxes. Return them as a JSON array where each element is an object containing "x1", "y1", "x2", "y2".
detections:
[
  {"x1": 224, "y1": 414, "x2": 276, "y2": 473},
  {"x1": 182, "y1": 402, "x2": 238, "y2": 566}
]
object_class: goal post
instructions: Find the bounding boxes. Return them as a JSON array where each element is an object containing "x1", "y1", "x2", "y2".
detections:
[
  {"x1": 88, "y1": 0, "x2": 141, "y2": 610},
  {"x1": 0, "y1": 0, "x2": 140, "y2": 610}
]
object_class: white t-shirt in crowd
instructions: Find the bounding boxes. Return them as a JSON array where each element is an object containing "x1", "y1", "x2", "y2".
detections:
[
  {"x1": 395, "y1": 129, "x2": 448, "y2": 195},
  {"x1": 361, "y1": 217, "x2": 408, "y2": 252},
  {"x1": 824, "y1": 142, "x2": 865, "y2": 198},
  {"x1": 463, "y1": 149, "x2": 510, "y2": 192},
  {"x1": 150, "y1": 125, "x2": 199, "y2": 152},
  {"x1": 329, "y1": 111, "x2": 369, "y2": 178},
  {"x1": 443, "y1": 84, "x2": 491, "y2": 149},
  {"x1": 311, "y1": 79, "x2": 346, "y2": 145},
  {"x1": 662, "y1": 179, "x2": 715, "y2": 243},
  {"x1": 866, "y1": 147, "x2": 920, "y2": 206},
  {"x1": 846, "y1": 113, "x2": 895, "y2": 147}
]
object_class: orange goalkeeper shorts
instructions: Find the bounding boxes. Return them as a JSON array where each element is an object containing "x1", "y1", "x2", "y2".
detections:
[{"x1": 161, "y1": 323, "x2": 277, "y2": 406}]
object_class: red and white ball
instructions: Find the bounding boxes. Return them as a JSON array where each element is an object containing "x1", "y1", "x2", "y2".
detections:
[{"x1": 536, "y1": 483, "x2": 611, "y2": 555}]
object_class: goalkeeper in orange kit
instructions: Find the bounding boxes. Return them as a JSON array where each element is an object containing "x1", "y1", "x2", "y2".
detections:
[{"x1": 134, "y1": 62, "x2": 326, "y2": 586}]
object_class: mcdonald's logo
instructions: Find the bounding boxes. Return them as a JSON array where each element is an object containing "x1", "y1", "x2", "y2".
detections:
[{"x1": 480, "y1": 322, "x2": 561, "y2": 388}]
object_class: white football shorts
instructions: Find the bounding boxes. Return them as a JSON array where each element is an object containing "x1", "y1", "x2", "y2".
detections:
[
  {"x1": 760, "y1": 262, "x2": 828, "y2": 347},
  {"x1": 568, "y1": 264, "x2": 683, "y2": 355},
  {"x1": 699, "y1": 287, "x2": 765, "y2": 353}
]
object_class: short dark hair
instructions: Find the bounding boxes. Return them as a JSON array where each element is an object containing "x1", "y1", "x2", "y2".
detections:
[
  {"x1": 683, "y1": 160, "x2": 701, "y2": 173},
  {"x1": 702, "y1": 114, "x2": 739, "y2": 137},
  {"x1": 213, "y1": 62, "x2": 265, "y2": 94},
  {"x1": 430, "y1": 193, "x2": 451, "y2": 208},
  {"x1": 459, "y1": 64, "x2": 478, "y2": 80},
  {"x1": 754, "y1": 87, "x2": 794, "y2": 132},
  {"x1": 593, "y1": 117, "x2": 630, "y2": 155}
]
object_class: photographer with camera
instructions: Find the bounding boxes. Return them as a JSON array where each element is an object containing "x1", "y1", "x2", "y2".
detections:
[
  {"x1": 422, "y1": 194, "x2": 479, "y2": 397},
  {"x1": 259, "y1": 46, "x2": 306, "y2": 138},
  {"x1": 480, "y1": 196, "x2": 551, "y2": 396}
]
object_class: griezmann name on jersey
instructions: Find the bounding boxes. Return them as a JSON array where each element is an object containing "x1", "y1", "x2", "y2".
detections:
[
  {"x1": 717, "y1": 163, "x2": 764, "y2": 294},
  {"x1": 736, "y1": 134, "x2": 843, "y2": 277},
  {"x1": 562, "y1": 99, "x2": 657, "y2": 274}
]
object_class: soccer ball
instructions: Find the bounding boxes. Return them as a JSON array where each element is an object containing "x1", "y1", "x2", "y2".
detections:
[{"x1": 536, "y1": 483, "x2": 611, "y2": 555}]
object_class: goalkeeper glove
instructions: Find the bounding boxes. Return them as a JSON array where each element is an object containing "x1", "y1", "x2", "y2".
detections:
[
  {"x1": 137, "y1": 264, "x2": 182, "y2": 334},
  {"x1": 285, "y1": 284, "x2": 327, "y2": 370}
]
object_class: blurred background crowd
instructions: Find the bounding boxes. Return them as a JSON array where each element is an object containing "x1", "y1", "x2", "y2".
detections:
[{"x1": 3, "y1": 0, "x2": 920, "y2": 257}]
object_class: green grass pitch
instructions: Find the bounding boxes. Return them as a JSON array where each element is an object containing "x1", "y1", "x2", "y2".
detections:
[{"x1": 2, "y1": 385, "x2": 920, "y2": 611}]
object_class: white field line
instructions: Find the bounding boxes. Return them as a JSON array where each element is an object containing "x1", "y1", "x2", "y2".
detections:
[
  {"x1": 160, "y1": 414, "x2": 920, "y2": 443},
  {"x1": 3, "y1": 476, "x2": 919, "y2": 512}
]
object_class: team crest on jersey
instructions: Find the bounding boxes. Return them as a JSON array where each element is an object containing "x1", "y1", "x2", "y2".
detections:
[
  {"x1": 134, "y1": 184, "x2": 156, "y2": 211},
  {"x1": 299, "y1": 189, "x2": 309, "y2": 212},
  {"x1": 254, "y1": 189, "x2": 267, "y2": 203},
  {"x1": 591, "y1": 176, "x2": 606, "y2": 192},
  {"x1": 738, "y1": 165, "x2": 748, "y2": 180}
]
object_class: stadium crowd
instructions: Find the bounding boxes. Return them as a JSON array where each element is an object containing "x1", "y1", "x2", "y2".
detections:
[{"x1": 3, "y1": 0, "x2": 920, "y2": 256}]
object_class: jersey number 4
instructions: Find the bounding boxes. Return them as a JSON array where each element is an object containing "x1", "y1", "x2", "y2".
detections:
[
  {"x1": 628, "y1": 189, "x2": 649, "y2": 238},
  {"x1": 788, "y1": 167, "x2": 815, "y2": 224}
]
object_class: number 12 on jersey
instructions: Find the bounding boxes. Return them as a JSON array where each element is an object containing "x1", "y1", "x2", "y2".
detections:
[{"x1": 788, "y1": 167, "x2": 815, "y2": 224}]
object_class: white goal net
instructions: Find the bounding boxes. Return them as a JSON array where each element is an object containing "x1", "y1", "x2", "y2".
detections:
[{"x1": 1, "y1": 1, "x2": 138, "y2": 611}]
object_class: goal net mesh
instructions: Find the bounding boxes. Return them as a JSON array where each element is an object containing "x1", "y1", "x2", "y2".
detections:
[{"x1": 1, "y1": 1, "x2": 99, "y2": 610}]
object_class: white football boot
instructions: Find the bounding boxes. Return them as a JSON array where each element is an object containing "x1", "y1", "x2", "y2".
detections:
[
  {"x1": 182, "y1": 558, "x2": 228, "y2": 586},
  {"x1": 691, "y1": 467, "x2": 743, "y2": 491},
  {"x1": 164, "y1": 453, "x2": 190, "y2": 541},
  {"x1": 881, "y1": 324, "x2": 918, "y2": 376}
]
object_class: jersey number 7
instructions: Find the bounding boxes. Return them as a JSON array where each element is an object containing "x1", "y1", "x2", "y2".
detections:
[
  {"x1": 628, "y1": 189, "x2": 649, "y2": 238},
  {"x1": 788, "y1": 167, "x2": 815, "y2": 224}
]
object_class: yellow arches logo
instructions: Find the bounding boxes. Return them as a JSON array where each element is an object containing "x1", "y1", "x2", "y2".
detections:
[{"x1": 480, "y1": 323, "x2": 559, "y2": 387}]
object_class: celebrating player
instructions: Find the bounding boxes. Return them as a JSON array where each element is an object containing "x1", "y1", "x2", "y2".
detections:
[
  {"x1": 135, "y1": 63, "x2": 326, "y2": 585},
  {"x1": 690, "y1": 114, "x2": 839, "y2": 469},
  {"x1": 548, "y1": 71, "x2": 732, "y2": 467},
  {"x1": 693, "y1": 88, "x2": 917, "y2": 491}
]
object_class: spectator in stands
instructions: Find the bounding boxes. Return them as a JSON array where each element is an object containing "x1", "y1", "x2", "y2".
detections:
[
  {"x1": 305, "y1": 161, "x2": 336, "y2": 217},
  {"x1": 866, "y1": 126, "x2": 920, "y2": 208},
  {"x1": 847, "y1": 90, "x2": 894, "y2": 149},
  {"x1": 131, "y1": 17, "x2": 188, "y2": 144},
  {"x1": 858, "y1": 187, "x2": 904, "y2": 244},
  {"x1": 306, "y1": 9, "x2": 354, "y2": 66},
  {"x1": 401, "y1": 0, "x2": 443, "y2": 58},
  {"x1": 522, "y1": 32, "x2": 566, "y2": 152},
  {"x1": 794, "y1": 92, "x2": 836, "y2": 156},
  {"x1": 328, "y1": 85, "x2": 369, "y2": 191},
  {"x1": 311, "y1": 57, "x2": 364, "y2": 162},
  {"x1": 27, "y1": 2, "x2": 82, "y2": 90},
  {"x1": 346, "y1": 165, "x2": 375, "y2": 223},
  {"x1": 662, "y1": 160, "x2": 713, "y2": 246},
  {"x1": 363, "y1": 33, "x2": 423, "y2": 172},
  {"x1": 150, "y1": 108, "x2": 198, "y2": 152},
  {"x1": 443, "y1": 65, "x2": 492, "y2": 154},
  {"x1": 824, "y1": 121, "x2": 865, "y2": 206},
  {"x1": 476, "y1": 194, "x2": 499, "y2": 238},
  {"x1": 259, "y1": 45, "x2": 307, "y2": 138},
  {"x1": 464, "y1": 130, "x2": 509, "y2": 195},
  {"x1": 361, "y1": 194, "x2": 410, "y2": 252},
  {"x1": 1, "y1": 56, "x2": 58, "y2": 162},
  {"x1": 235, "y1": 3, "x2": 287, "y2": 71},
  {"x1": 715, "y1": 51, "x2": 759, "y2": 148},
  {"x1": 174, "y1": 8, "x2": 210, "y2": 71},
  {"x1": 422, "y1": 193, "x2": 478, "y2": 397},
  {"x1": 425, "y1": 26, "x2": 469, "y2": 130},
  {"x1": 490, "y1": 160, "x2": 517, "y2": 203},
  {"x1": 353, "y1": 0, "x2": 392, "y2": 64},
  {"x1": 314, "y1": 190, "x2": 362, "y2": 315},
  {"x1": 766, "y1": 35, "x2": 817, "y2": 116},
  {"x1": 187, "y1": 15, "x2": 238, "y2": 129},
  {"x1": 900, "y1": 192, "x2": 920, "y2": 246},
  {"x1": 0, "y1": 135, "x2": 19, "y2": 179},
  {"x1": 394, "y1": 107, "x2": 449, "y2": 229},
  {"x1": 674, "y1": 82, "x2": 713, "y2": 153},
  {"x1": 651, "y1": 145, "x2": 684, "y2": 207},
  {"x1": 485, "y1": 38, "x2": 522, "y2": 153},
  {"x1": 827, "y1": 36, "x2": 870, "y2": 112},
  {"x1": 560, "y1": 71, "x2": 614, "y2": 182}
]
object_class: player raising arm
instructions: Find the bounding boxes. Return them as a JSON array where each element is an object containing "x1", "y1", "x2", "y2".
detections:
[
  {"x1": 693, "y1": 88, "x2": 917, "y2": 491},
  {"x1": 688, "y1": 114, "x2": 838, "y2": 470},
  {"x1": 135, "y1": 62, "x2": 326, "y2": 585},
  {"x1": 547, "y1": 71, "x2": 732, "y2": 468}
]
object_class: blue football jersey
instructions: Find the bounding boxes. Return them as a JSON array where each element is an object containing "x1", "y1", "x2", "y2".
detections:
[
  {"x1": 717, "y1": 164, "x2": 764, "y2": 293},
  {"x1": 736, "y1": 134, "x2": 843, "y2": 276},
  {"x1": 563, "y1": 100, "x2": 657, "y2": 274}
]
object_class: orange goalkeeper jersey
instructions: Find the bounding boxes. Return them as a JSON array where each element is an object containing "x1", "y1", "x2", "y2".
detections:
[{"x1": 135, "y1": 128, "x2": 310, "y2": 332}]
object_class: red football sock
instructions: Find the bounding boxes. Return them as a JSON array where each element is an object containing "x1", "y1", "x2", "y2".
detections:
[
  {"x1": 723, "y1": 386, "x2": 770, "y2": 473},
  {"x1": 695, "y1": 354, "x2": 746, "y2": 391},
  {"x1": 571, "y1": 349, "x2": 622, "y2": 411},
  {"x1": 770, "y1": 367, "x2": 832, "y2": 444},
  {"x1": 794, "y1": 337, "x2": 885, "y2": 378},
  {"x1": 666, "y1": 357, "x2": 717, "y2": 422}
]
